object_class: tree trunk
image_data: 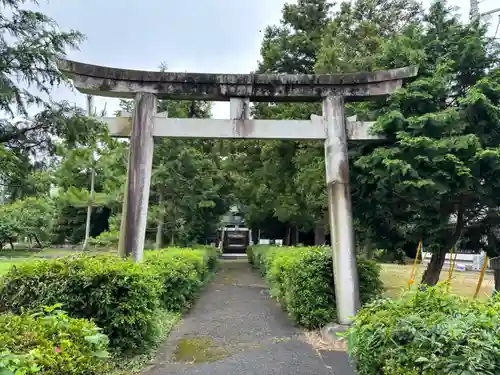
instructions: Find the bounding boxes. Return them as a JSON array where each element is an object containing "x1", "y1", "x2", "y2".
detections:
[
  {"x1": 362, "y1": 227, "x2": 374, "y2": 258},
  {"x1": 421, "y1": 248, "x2": 448, "y2": 286},
  {"x1": 82, "y1": 168, "x2": 95, "y2": 251},
  {"x1": 170, "y1": 232, "x2": 175, "y2": 246},
  {"x1": 421, "y1": 198, "x2": 465, "y2": 286},
  {"x1": 291, "y1": 225, "x2": 299, "y2": 246},
  {"x1": 314, "y1": 222, "x2": 325, "y2": 246},
  {"x1": 118, "y1": 150, "x2": 131, "y2": 258},
  {"x1": 491, "y1": 256, "x2": 500, "y2": 296},
  {"x1": 494, "y1": 270, "x2": 500, "y2": 295},
  {"x1": 155, "y1": 193, "x2": 164, "y2": 250},
  {"x1": 155, "y1": 220, "x2": 164, "y2": 249},
  {"x1": 33, "y1": 234, "x2": 43, "y2": 249},
  {"x1": 9, "y1": 238, "x2": 14, "y2": 249},
  {"x1": 284, "y1": 225, "x2": 291, "y2": 246},
  {"x1": 364, "y1": 241, "x2": 374, "y2": 259}
]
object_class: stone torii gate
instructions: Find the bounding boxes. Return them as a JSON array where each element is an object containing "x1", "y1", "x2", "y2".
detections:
[{"x1": 58, "y1": 59, "x2": 416, "y2": 325}]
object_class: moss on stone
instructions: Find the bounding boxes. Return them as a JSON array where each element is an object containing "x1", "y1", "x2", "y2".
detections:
[{"x1": 172, "y1": 336, "x2": 231, "y2": 363}]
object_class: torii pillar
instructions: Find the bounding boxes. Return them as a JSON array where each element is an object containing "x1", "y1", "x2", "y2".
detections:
[{"x1": 58, "y1": 59, "x2": 417, "y2": 325}]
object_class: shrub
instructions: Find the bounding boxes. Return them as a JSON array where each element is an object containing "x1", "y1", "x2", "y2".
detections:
[
  {"x1": 144, "y1": 248, "x2": 215, "y2": 311},
  {"x1": 346, "y1": 285, "x2": 500, "y2": 375},
  {"x1": 0, "y1": 255, "x2": 162, "y2": 353},
  {"x1": 0, "y1": 304, "x2": 109, "y2": 375},
  {"x1": 0, "y1": 249, "x2": 216, "y2": 354},
  {"x1": 88, "y1": 231, "x2": 119, "y2": 249},
  {"x1": 247, "y1": 245, "x2": 383, "y2": 329}
]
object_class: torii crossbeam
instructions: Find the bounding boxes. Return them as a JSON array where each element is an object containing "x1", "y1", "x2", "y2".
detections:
[{"x1": 58, "y1": 59, "x2": 417, "y2": 325}]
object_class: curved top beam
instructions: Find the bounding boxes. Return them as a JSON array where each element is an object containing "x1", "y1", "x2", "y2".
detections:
[{"x1": 58, "y1": 59, "x2": 418, "y2": 102}]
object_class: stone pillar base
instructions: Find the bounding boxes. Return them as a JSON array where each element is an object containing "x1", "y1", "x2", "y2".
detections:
[{"x1": 320, "y1": 323, "x2": 349, "y2": 351}]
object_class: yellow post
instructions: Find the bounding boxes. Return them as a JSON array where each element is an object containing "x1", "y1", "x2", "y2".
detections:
[
  {"x1": 450, "y1": 252, "x2": 458, "y2": 274},
  {"x1": 446, "y1": 247, "x2": 453, "y2": 292},
  {"x1": 408, "y1": 240, "x2": 423, "y2": 290},
  {"x1": 474, "y1": 255, "x2": 489, "y2": 299},
  {"x1": 451, "y1": 252, "x2": 458, "y2": 271},
  {"x1": 447, "y1": 247, "x2": 454, "y2": 281},
  {"x1": 447, "y1": 248, "x2": 458, "y2": 291}
]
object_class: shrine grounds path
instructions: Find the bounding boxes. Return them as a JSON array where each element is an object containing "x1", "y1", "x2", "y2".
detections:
[{"x1": 140, "y1": 260, "x2": 356, "y2": 375}]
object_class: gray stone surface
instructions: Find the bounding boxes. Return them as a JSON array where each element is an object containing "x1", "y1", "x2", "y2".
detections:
[
  {"x1": 140, "y1": 260, "x2": 356, "y2": 375},
  {"x1": 58, "y1": 58, "x2": 417, "y2": 101},
  {"x1": 321, "y1": 323, "x2": 348, "y2": 342}
]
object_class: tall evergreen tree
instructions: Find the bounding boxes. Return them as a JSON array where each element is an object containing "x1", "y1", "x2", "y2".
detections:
[{"x1": 318, "y1": 1, "x2": 500, "y2": 285}]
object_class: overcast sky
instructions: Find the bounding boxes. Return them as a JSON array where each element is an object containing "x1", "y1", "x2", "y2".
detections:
[{"x1": 35, "y1": 0, "x2": 500, "y2": 119}]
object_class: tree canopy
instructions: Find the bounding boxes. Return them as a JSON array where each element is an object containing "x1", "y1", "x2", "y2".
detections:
[{"x1": 2, "y1": 0, "x2": 500, "y2": 289}]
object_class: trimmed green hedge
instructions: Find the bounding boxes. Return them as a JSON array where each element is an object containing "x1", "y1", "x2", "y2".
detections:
[
  {"x1": 0, "y1": 247, "x2": 216, "y2": 354},
  {"x1": 247, "y1": 245, "x2": 383, "y2": 329},
  {"x1": 347, "y1": 285, "x2": 500, "y2": 375},
  {"x1": 144, "y1": 248, "x2": 216, "y2": 311},
  {"x1": 0, "y1": 305, "x2": 109, "y2": 375}
]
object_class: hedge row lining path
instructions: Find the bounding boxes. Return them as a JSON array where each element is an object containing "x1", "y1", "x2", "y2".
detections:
[{"x1": 140, "y1": 259, "x2": 356, "y2": 375}]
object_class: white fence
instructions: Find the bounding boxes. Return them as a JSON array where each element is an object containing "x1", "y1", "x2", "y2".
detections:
[{"x1": 421, "y1": 251, "x2": 491, "y2": 271}]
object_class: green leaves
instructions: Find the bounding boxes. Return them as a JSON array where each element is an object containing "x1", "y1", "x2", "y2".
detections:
[
  {"x1": 233, "y1": 1, "x2": 332, "y2": 232},
  {"x1": 0, "y1": 0, "x2": 109, "y2": 209},
  {"x1": 0, "y1": 197, "x2": 54, "y2": 249},
  {"x1": 0, "y1": 306, "x2": 109, "y2": 375},
  {"x1": 0, "y1": 255, "x2": 162, "y2": 353},
  {"x1": 59, "y1": 187, "x2": 112, "y2": 209},
  {"x1": 248, "y1": 246, "x2": 383, "y2": 329},
  {"x1": 337, "y1": 1, "x2": 500, "y2": 273},
  {"x1": 0, "y1": 349, "x2": 41, "y2": 375},
  {"x1": 347, "y1": 285, "x2": 500, "y2": 374},
  {"x1": 258, "y1": 0, "x2": 332, "y2": 74},
  {"x1": 0, "y1": 248, "x2": 216, "y2": 355},
  {"x1": 316, "y1": 0, "x2": 423, "y2": 74},
  {"x1": 0, "y1": 1, "x2": 84, "y2": 118}
]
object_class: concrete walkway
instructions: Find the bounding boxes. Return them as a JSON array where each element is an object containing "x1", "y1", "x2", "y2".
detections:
[{"x1": 141, "y1": 260, "x2": 356, "y2": 375}]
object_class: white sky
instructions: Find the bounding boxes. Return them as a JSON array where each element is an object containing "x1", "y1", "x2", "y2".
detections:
[{"x1": 31, "y1": 0, "x2": 500, "y2": 120}]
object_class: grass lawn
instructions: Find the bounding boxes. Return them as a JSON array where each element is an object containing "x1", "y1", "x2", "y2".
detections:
[
  {"x1": 0, "y1": 258, "x2": 36, "y2": 275},
  {"x1": 0, "y1": 248, "x2": 82, "y2": 258},
  {"x1": 0, "y1": 248, "x2": 116, "y2": 276},
  {"x1": 380, "y1": 263, "x2": 494, "y2": 300}
]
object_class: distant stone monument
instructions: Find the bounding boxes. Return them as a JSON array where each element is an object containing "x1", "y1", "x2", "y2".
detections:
[{"x1": 58, "y1": 59, "x2": 417, "y2": 325}]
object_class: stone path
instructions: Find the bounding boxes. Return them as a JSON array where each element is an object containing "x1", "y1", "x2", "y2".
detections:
[{"x1": 141, "y1": 260, "x2": 356, "y2": 375}]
